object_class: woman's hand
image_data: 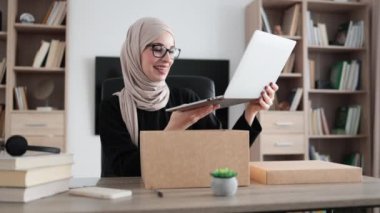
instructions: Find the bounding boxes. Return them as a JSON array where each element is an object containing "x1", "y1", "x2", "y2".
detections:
[
  {"x1": 165, "y1": 104, "x2": 220, "y2": 130},
  {"x1": 244, "y1": 82, "x2": 278, "y2": 125}
]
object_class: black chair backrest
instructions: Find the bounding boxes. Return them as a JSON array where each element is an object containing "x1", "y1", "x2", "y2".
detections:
[
  {"x1": 100, "y1": 75, "x2": 215, "y2": 177},
  {"x1": 101, "y1": 75, "x2": 215, "y2": 100}
]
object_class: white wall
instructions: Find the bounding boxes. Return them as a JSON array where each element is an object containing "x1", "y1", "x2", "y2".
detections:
[{"x1": 67, "y1": 0, "x2": 252, "y2": 177}]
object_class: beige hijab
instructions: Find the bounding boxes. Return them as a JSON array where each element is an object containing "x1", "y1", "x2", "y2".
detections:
[{"x1": 116, "y1": 17, "x2": 173, "y2": 146}]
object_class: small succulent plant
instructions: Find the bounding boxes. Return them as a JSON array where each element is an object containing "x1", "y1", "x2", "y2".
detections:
[{"x1": 210, "y1": 167, "x2": 237, "y2": 178}]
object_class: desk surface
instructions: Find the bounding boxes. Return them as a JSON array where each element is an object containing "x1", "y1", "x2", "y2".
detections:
[{"x1": 1, "y1": 176, "x2": 380, "y2": 212}]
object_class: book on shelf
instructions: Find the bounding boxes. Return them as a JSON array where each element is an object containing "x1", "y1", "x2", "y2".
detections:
[
  {"x1": 309, "y1": 59, "x2": 315, "y2": 89},
  {"x1": 56, "y1": 41, "x2": 66, "y2": 67},
  {"x1": 42, "y1": 1, "x2": 55, "y2": 24},
  {"x1": 306, "y1": 11, "x2": 314, "y2": 45},
  {"x1": 0, "y1": 178, "x2": 69, "y2": 202},
  {"x1": 0, "y1": 152, "x2": 73, "y2": 170},
  {"x1": 32, "y1": 40, "x2": 50, "y2": 68},
  {"x1": 332, "y1": 105, "x2": 361, "y2": 135},
  {"x1": 33, "y1": 39, "x2": 66, "y2": 68},
  {"x1": 0, "y1": 57, "x2": 6, "y2": 84},
  {"x1": 43, "y1": 1, "x2": 67, "y2": 26},
  {"x1": 309, "y1": 107, "x2": 330, "y2": 135},
  {"x1": 282, "y1": 4, "x2": 301, "y2": 36},
  {"x1": 260, "y1": 7, "x2": 271, "y2": 34},
  {"x1": 315, "y1": 108, "x2": 323, "y2": 135},
  {"x1": 307, "y1": 11, "x2": 323, "y2": 46},
  {"x1": 344, "y1": 20, "x2": 364, "y2": 48},
  {"x1": 45, "y1": 40, "x2": 66, "y2": 68},
  {"x1": 14, "y1": 86, "x2": 29, "y2": 110},
  {"x1": 289, "y1": 88, "x2": 302, "y2": 111},
  {"x1": 0, "y1": 164, "x2": 72, "y2": 187},
  {"x1": 330, "y1": 60, "x2": 361, "y2": 90},
  {"x1": 282, "y1": 52, "x2": 295, "y2": 73},
  {"x1": 45, "y1": 39, "x2": 60, "y2": 68},
  {"x1": 306, "y1": 11, "x2": 331, "y2": 46},
  {"x1": 317, "y1": 23, "x2": 329, "y2": 46},
  {"x1": 346, "y1": 105, "x2": 361, "y2": 135},
  {"x1": 320, "y1": 108, "x2": 330, "y2": 135}
]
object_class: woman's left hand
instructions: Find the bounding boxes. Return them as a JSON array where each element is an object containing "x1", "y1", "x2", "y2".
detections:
[{"x1": 244, "y1": 82, "x2": 279, "y2": 125}]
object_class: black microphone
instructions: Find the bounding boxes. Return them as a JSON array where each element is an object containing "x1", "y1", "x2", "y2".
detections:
[{"x1": 5, "y1": 135, "x2": 60, "y2": 156}]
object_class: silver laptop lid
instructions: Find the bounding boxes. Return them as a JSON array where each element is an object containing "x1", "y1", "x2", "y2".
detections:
[{"x1": 224, "y1": 30, "x2": 296, "y2": 99}]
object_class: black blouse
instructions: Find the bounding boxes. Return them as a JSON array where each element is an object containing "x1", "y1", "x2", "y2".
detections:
[{"x1": 99, "y1": 87, "x2": 262, "y2": 177}]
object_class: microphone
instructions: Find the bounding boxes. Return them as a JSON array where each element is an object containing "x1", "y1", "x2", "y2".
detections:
[{"x1": 5, "y1": 135, "x2": 60, "y2": 156}]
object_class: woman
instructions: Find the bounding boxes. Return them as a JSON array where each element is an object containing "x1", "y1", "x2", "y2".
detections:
[{"x1": 99, "y1": 17, "x2": 278, "y2": 177}]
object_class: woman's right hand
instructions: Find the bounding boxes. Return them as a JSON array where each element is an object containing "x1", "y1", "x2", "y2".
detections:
[{"x1": 164, "y1": 104, "x2": 220, "y2": 130}]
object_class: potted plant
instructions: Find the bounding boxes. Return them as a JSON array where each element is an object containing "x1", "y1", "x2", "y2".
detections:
[{"x1": 210, "y1": 167, "x2": 238, "y2": 196}]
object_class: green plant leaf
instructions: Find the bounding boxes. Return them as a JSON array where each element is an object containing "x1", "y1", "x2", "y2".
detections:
[{"x1": 210, "y1": 167, "x2": 237, "y2": 178}]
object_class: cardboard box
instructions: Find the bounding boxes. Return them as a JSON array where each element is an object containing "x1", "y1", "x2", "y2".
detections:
[
  {"x1": 250, "y1": 160, "x2": 362, "y2": 184},
  {"x1": 140, "y1": 130, "x2": 250, "y2": 189}
]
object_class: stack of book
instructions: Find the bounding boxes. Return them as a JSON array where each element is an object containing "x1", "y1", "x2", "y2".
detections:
[
  {"x1": 42, "y1": 1, "x2": 67, "y2": 26},
  {"x1": 32, "y1": 39, "x2": 66, "y2": 68},
  {"x1": 306, "y1": 11, "x2": 329, "y2": 46},
  {"x1": 330, "y1": 60, "x2": 361, "y2": 91},
  {"x1": 0, "y1": 151, "x2": 73, "y2": 202},
  {"x1": 343, "y1": 20, "x2": 364, "y2": 48},
  {"x1": 309, "y1": 107, "x2": 330, "y2": 135}
]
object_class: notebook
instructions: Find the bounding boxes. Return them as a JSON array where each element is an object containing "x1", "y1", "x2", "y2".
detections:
[
  {"x1": 69, "y1": 187, "x2": 132, "y2": 199},
  {"x1": 166, "y1": 30, "x2": 296, "y2": 112}
]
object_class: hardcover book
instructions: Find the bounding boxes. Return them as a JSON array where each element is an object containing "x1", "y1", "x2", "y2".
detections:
[
  {"x1": 0, "y1": 179, "x2": 69, "y2": 202},
  {"x1": 0, "y1": 164, "x2": 72, "y2": 187},
  {"x1": 0, "y1": 152, "x2": 73, "y2": 170}
]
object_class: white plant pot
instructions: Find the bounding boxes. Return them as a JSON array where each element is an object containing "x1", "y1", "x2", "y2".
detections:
[{"x1": 211, "y1": 176, "x2": 238, "y2": 196}]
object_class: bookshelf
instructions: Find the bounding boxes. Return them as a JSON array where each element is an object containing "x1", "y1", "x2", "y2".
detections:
[
  {"x1": 4, "y1": 0, "x2": 67, "y2": 151},
  {"x1": 247, "y1": 0, "x2": 307, "y2": 162},
  {"x1": 306, "y1": 0, "x2": 371, "y2": 175},
  {"x1": 0, "y1": 0, "x2": 8, "y2": 142},
  {"x1": 246, "y1": 0, "x2": 372, "y2": 175}
]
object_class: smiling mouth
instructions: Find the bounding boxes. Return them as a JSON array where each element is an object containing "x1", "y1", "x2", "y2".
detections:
[{"x1": 154, "y1": 65, "x2": 169, "y2": 74}]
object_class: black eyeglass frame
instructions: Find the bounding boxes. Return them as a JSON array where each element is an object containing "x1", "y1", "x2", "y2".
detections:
[{"x1": 146, "y1": 43, "x2": 181, "y2": 59}]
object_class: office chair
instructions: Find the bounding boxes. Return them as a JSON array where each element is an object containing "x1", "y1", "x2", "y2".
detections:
[
  {"x1": 101, "y1": 75, "x2": 215, "y2": 100},
  {"x1": 100, "y1": 75, "x2": 215, "y2": 177}
]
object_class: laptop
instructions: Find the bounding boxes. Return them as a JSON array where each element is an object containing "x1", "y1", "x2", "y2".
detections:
[{"x1": 166, "y1": 30, "x2": 296, "y2": 112}]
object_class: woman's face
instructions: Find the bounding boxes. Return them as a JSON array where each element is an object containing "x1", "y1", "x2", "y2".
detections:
[{"x1": 141, "y1": 32, "x2": 175, "y2": 82}]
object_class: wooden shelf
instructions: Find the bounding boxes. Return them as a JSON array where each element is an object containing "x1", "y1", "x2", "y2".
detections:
[
  {"x1": 280, "y1": 73, "x2": 302, "y2": 78},
  {"x1": 309, "y1": 134, "x2": 367, "y2": 139},
  {"x1": 14, "y1": 23, "x2": 66, "y2": 33},
  {"x1": 263, "y1": 0, "x2": 302, "y2": 8},
  {"x1": 308, "y1": 45, "x2": 365, "y2": 53},
  {"x1": 282, "y1": 35, "x2": 302, "y2": 41},
  {"x1": 14, "y1": 66, "x2": 65, "y2": 73},
  {"x1": 308, "y1": 89, "x2": 367, "y2": 95},
  {"x1": 307, "y1": 0, "x2": 367, "y2": 12},
  {"x1": 11, "y1": 110, "x2": 64, "y2": 114}
]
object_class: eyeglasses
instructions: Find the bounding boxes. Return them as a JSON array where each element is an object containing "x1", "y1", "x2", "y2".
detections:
[{"x1": 147, "y1": 43, "x2": 181, "y2": 59}]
